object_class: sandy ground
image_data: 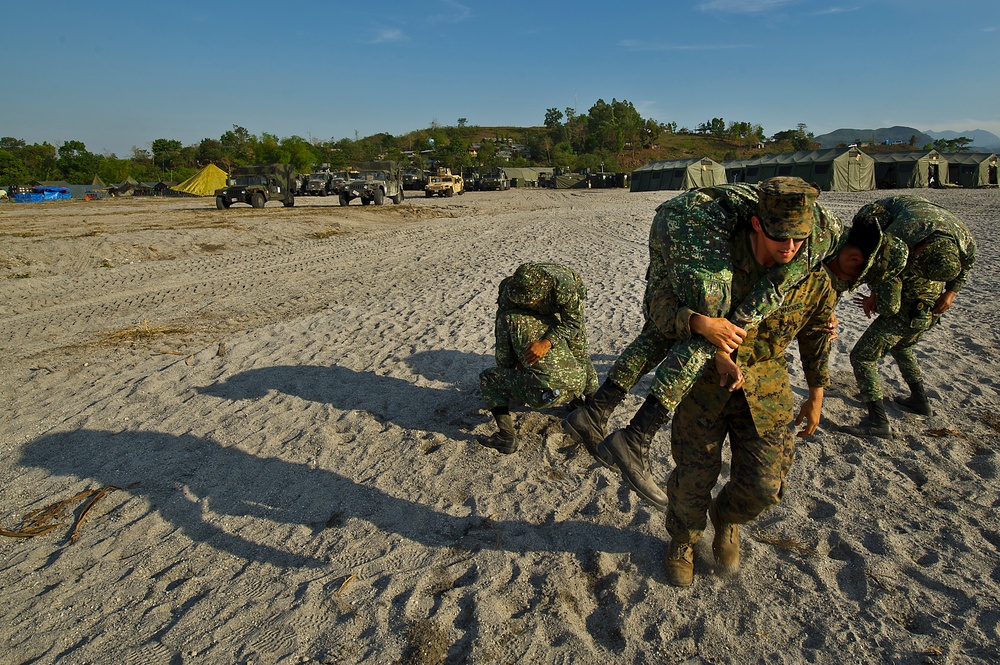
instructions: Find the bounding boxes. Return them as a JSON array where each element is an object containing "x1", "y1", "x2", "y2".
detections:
[{"x1": 1, "y1": 187, "x2": 999, "y2": 664}]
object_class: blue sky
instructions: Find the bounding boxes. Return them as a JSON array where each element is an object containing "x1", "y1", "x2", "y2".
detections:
[{"x1": 4, "y1": 0, "x2": 998, "y2": 156}]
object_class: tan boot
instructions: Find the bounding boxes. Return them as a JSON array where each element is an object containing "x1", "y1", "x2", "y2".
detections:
[
  {"x1": 665, "y1": 540, "x2": 695, "y2": 587},
  {"x1": 709, "y1": 499, "x2": 739, "y2": 574}
]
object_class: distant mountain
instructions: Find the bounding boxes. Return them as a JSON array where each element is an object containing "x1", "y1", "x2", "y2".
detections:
[
  {"x1": 813, "y1": 126, "x2": 1000, "y2": 151},
  {"x1": 924, "y1": 128, "x2": 1000, "y2": 150},
  {"x1": 813, "y1": 126, "x2": 933, "y2": 149}
]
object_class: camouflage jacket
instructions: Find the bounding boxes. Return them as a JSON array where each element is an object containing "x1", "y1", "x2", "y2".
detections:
[
  {"x1": 876, "y1": 195, "x2": 976, "y2": 293},
  {"x1": 682, "y1": 231, "x2": 837, "y2": 435},
  {"x1": 496, "y1": 263, "x2": 587, "y2": 345}
]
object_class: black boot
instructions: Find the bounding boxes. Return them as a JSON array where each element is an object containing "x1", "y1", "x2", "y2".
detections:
[
  {"x1": 478, "y1": 407, "x2": 518, "y2": 454},
  {"x1": 562, "y1": 379, "x2": 627, "y2": 468},
  {"x1": 601, "y1": 394, "x2": 671, "y2": 511},
  {"x1": 895, "y1": 382, "x2": 933, "y2": 416},
  {"x1": 840, "y1": 399, "x2": 892, "y2": 438}
]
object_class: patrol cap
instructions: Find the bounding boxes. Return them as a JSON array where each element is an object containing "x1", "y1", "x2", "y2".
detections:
[
  {"x1": 756, "y1": 177, "x2": 819, "y2": 240},
  {"x1": 861, "y1": 234, "x2": 909, "y2": 286},
  {"x1": 506, "y1": 263, "x2": 549, "y2": 306}
]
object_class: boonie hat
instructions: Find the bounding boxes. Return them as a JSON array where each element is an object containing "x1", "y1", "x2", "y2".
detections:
[
  {"x1": 756, "y1": 177, "x2": 819, "y2": 240},
  {"x1": 861, "y1": 234, "x2": 909, "y2": 286}
]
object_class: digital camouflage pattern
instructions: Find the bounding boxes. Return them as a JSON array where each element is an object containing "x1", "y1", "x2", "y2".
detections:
[
  {"x1": 480, "y1": 309, "x2": 589, "y2": 410},
  {"x1": 606, "y1": 180, "x2": 843, "y2": 412},
  {"x1": 849, "y1": 196, "x2": 976, "y2": 402},
  {"x1": 664, "y1": 233, "x2": 837, "y2": 545},
  {"x1": 756, "y1": 176, "x2": 819, "y2": 239}
]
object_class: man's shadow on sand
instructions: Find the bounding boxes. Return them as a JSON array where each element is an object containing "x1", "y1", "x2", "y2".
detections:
[
  {"x1": 21, "y1": 428, "x2": 663, "y2": 576},
  {"x1": 197, "y1": 350, "x2": 494, "y2": 441}
]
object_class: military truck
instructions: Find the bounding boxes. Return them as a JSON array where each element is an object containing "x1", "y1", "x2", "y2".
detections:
[
  {"x1": 424, "y1": 168, "x2": 465, "y2": 197},
  {"x1": 215, "y1": 164, "x2": 296, "y2": 209},
  {"x1": 338, "y1": 161, "x2": 404, "y2": 206},
  {"x1": 479, "y1": 168, "x2": 510, "y2": 191},
  {"x1": 303, "y1": 171, "x2": 336, "y2": 196}
]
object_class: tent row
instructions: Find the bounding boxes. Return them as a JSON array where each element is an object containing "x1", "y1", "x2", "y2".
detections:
[{"x1": 630, "y1": 149, "x2": 998, "y2": 192}]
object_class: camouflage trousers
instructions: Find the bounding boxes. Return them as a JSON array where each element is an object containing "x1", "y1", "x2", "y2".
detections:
[
  {"x1": 664, "y1": 389, "x2": 795, "y2": 544},
  {"x1": 479, "y1": 312, "x2": 594, "y2": 411},
  {"x1": 850, "y1": 309, "x2": 939, "y2": 402}
]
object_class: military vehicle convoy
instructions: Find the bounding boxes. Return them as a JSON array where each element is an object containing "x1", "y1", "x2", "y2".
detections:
[
  {"x1": 338, "y1": 161, "x2": 404, "y2": 206},
  {"x1": 424, "y1": 168, "x2": 465, "y2": 197},
  {"x1": 215, "y1": 164, "x2": 296, "y2": 209},
  {"x1": 303, "y1": 171, "x2": 337, "y2": 196}
]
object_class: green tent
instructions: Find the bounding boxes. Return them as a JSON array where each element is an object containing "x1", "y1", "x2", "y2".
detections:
[
  {"x1": 729, "y1": 148, "x2": 874, "y2": 191},
  {"x1": 871, "y1": 150, "x2": 947, "y2": 188},
  {"x1": 171, "y1": 163, "x2": 229, "y2": 196},
  {"x1": 630, "y1": 157, "x2": 727, "y2": 192},
  {"x1": 942, "y1": 152, "x2": 998, "y2": 187}
]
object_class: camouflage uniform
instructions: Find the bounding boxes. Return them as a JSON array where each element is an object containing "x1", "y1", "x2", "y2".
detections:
[
  {"x1": 481, "y1": 263, "x2": 598, "y2": 409},
  {"x1": 607, "y1": 181, "x2": 843, "y2": 411},
  {"x1": 664, "y1": 231, "x2": 837, "y2": 544},
  {"x1": 480, "y1": 309, "x2": 588, "y2": 409},
  {"x1": 849, "y1": 196, "x2": 976, "y2": 402}
]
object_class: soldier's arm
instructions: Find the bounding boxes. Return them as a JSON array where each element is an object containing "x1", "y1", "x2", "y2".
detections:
[
  {"x1": 794, "y1": 276, "x2": 838, "y2": 436},
  {"x1": 545, "y1": 282, "x2": 586, "y2": 345}
]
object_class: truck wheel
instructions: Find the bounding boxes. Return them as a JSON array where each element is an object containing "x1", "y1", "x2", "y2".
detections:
[
  {"x1": 339, "y1": 193, "x2": 349, "y2": 206},
  {"x1": 251, "y1": 192, "x2": 265, "y2": 208},
  {"x1": 361, "y1": 197, "x2": 370, "y2": 205},
  {"x1": 425, "y1": 191, "x2": 432, "y2": 197},
  {"x1": 216, "y1": 196, "x2": 230, "y2": 209},
  {"x1": 392, "y1": 190, "x2": 403, "y2": 204},
  {"x1": 373, "y1": 188, "x2": 384, "y2": 205},
  {"x1": 284, "y1": 193, "x2": 295, "y2": 208},
  {"x1": 446, "y1": 188, "x2": 454, "y2": 197}
]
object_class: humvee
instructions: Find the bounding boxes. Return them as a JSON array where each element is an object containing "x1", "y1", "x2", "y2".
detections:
[
  {"x1": 338, "y1": 161, "x2": 404, "y2": 206},
  {"x1": 479, "y1": 168, "x2": 510, "y2": 191},
  {"x1": 424, "y1": 168, "x2": 465, "y2": 197},
  {"x1": 303, "y1": 171, "x2": 335, "y2": 196},
  {"x1": 215, "y1": 164, "x2": 296, "y2": 209}
]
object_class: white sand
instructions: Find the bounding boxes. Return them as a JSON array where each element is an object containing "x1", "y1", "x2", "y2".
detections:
[{"x1": 1, "y1": 188, "x2": 998, "y2": 663}]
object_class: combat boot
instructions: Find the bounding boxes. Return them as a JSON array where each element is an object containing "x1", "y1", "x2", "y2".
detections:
[
  {"x1": 602, "y1": 394, "x2": 671, "y2": 511},
  {"x1": 839, "y1": 399, "x2": 891, "y2": 439},
  {"x1": 562, "y1": 379, "x2": 627, "y2": 468},
  {"x1": 709, "y1": 498, "x2": 739, "y2": 575},
  {"x1": 895, "y1": 382, "x2": 933, "y2": 416},
  {"x1": 665, "y1": 540, "x2": 695, "y2": 587},
  {"x1": 478, "y1": 408, "x2": 518, "y2": 454}
]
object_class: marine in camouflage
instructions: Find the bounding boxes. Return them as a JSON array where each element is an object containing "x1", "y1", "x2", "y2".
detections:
[
  {"x1": 849, "y1": 197, "x2": 975, "y2": 402},
  {"x1": 664, "y1": 231, "x2": 837, "y2": 545},
  {"x1": 607, "y1": 179, "x2": 843, "y2": 412}
]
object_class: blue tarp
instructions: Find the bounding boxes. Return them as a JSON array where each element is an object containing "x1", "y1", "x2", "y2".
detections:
[{"x1": 13, "y1": 187, "x2": 72, "y2": 203}]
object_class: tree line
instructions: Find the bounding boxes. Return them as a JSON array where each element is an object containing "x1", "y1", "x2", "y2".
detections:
[{"x1": 2, "y1": 98, "x2": 820, "y2": 186}]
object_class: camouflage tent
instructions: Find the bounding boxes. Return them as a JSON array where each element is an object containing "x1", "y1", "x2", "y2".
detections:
[
  {"x1": 726, "y1": 148, "x2": 874, "y2": 191},
  {"x1": 871, "y1": 150, "x2": 948, "y2": 188},
  {"x1": 942, "y1": 152, "x2": 998, "y2": 187},
  {"x1": 630, "y1": 157, "x2": 727, "y2": 192},
  {"x1": 171, "y1": 163, "x2": 228, "y2": 196}
]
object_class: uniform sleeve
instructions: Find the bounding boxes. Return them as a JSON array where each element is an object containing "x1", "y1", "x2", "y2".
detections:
[
  {"x1": 948, "y1": 234, "x2": 976, "y2": 293},
  {"x1": 545, "y1": 279, "x2": 586, "y2": 345},
  {"x1": 874, "y1": 278, "x2": 902, "y2": 316},
  {"x1": 493, "y1": 311, "x2": 516, "y2": 369},
  {"x1": 796, "y1": 277, "x2": 837, "y2": 388}
]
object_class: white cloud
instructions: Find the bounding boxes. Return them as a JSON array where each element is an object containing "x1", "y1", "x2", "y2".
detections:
[
  {"x1": 371, "y1": 28, "x2": 406, "y2": 44},
  {"x1": 812, "y1": 5, "x2": 861, "y2": 15},
  {"x1": 697, "y1": 0, "x2": 796, "y2": 13},
  {"x1": 426, "y1": 0, "x2": 472, "y2": 23}
]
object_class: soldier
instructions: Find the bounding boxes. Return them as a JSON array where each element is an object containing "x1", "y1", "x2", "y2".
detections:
[
  {"x1": 478, "y1": 263, "x2": 599, "y2": 454},
  {"x1": 564, "y1": 177, "x2": 846, "y2": 510},
  {"x1": 660, "y1": 197, "x2": 880, "y2": 586},
  {"x1": 840, "y1": 196, "x2": 976, "y2": 438}
]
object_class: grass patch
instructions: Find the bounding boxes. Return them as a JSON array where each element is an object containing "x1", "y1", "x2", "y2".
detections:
[{"x1": 101, "y1": 320, "x2": 192, "y2": 346}]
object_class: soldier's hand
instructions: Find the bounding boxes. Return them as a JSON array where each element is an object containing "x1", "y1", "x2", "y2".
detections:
[
  {"x1": 820, "y1": 312, "x2": 838, "y2": 339},
  {"x1": 522, "y1": 339, "x2": 553, "y2": 366},
  {"x1": 794, "y1": 394, "x2": 823, "y2": 437},
  {"x1": 852, "y1": 293, "x2": 876, "y2": 318},
  {"x1": 932, "y1": 290, "x2": 956, "y2": 314},
  {"x1": 714, "y1": 352, "x2": 743, "y2": 391},
  {"x1": 692, "y1": 315, "x2": 747, "y2": 354}
]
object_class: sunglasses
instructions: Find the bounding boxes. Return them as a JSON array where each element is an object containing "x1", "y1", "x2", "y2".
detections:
[{"x1": 759, "y1": 223, "x2": 807, "y2": 244}]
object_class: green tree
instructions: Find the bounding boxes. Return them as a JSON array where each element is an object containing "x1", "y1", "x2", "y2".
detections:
[
  {"x1": 150, "y1": 138, "x2": 183, "y2": 171},
  {"x1": 544, "y1": 108, "x2": 563, "y2": 129},
  {"x1": 57, "y1": 140, "x2": 99, "y2": 183},
  {"x1": 0, "y1": 150, "x2": 30, "y2": 185}
]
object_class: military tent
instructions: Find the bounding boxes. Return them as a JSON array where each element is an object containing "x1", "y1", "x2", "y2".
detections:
[
  {"x1": 91, "y1": 174, "x2": 106, "y2": 188},
  {"x1": 871, "y1": 150, "x2": 947, "y2": 188},
  {"x1": 171, "y1": 163, "x2": 228, "y2": 196},
  {"x1": 503, "y1": 167, "x2": 550, "y2": 187},
  {"x1": 732, "y1": 148, "x2": 874, "y2": 191},
  {"x1": 943, "y1": 152, "x2": 998, "y2": 187},
  {"x1": 630, "y1": 157, "x2": 727, "y2": 192}
]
